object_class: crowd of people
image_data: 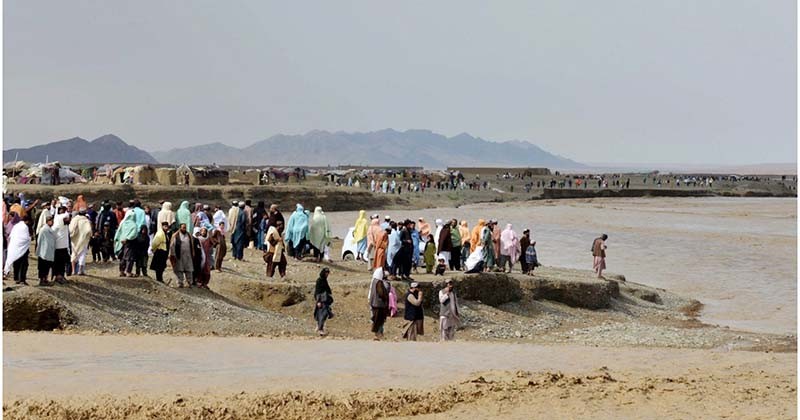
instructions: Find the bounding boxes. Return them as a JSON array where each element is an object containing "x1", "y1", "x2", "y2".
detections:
[
  {"x1": 0, "y1": 194, "x2": 335, "y2": 287},
  {"x1": 2, "y1": 192, "x2": 611, "y2": 343}
]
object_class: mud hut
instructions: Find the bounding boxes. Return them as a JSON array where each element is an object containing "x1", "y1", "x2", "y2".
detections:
[
  {"x1": 155, "y1": 168, "x2": 177, "y2": 186},
  {"x1": 228, "y1": 169, "x2": 262, "y2": 186},
  {"x1": 176, "y1": 164, "x2": 229, "y2": 185}
]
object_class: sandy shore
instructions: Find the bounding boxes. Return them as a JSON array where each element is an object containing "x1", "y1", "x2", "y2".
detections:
[{"x1": 3, "y1": 333, "x2": 795, "y2": 419}]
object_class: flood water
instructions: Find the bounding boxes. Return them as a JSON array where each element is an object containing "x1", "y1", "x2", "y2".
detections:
[{"x1": 326, "y1": 197, "x2": 797, "y2": 335}]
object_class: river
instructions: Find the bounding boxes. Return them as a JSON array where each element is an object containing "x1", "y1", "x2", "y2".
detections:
[{"x1": 326, "y1": 197, "x2": 797, "y2": 335}]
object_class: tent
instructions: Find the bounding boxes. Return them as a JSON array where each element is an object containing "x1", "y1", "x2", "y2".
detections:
[{"x1": 176, "y1": 164, "x2": 229, "y2": 185}]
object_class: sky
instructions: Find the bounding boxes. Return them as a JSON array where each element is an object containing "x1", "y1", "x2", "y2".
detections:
[{"x1": 3, "y1": 0, "x2": 797, "y2": 165}]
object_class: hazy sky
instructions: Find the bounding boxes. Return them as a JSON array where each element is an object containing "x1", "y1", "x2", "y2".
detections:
[{"x1": 4, "y1": 1, "x2": 796, "y2": 164}]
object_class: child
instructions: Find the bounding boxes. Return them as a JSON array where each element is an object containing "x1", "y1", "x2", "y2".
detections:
[
  {"x1": 89, "y1": 231, "x2": 103, "y2": 262},
  {"x1": 524, "y1": 241, "x2": 540, "y2": 275},
  {"x1": 423, "y1": 235, "x2": 436, "y2": 274},
  {"x1": 435, "y1": 257, "x2": 446, "y2": 276},
  {"x1": 101, "y1": 223, "x2": 115, "y2": 262}
]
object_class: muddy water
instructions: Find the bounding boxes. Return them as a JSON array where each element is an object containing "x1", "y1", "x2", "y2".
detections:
[
  {"x1": 3, "y1": 333, "x2": 793, "y2": 399},
  {"x1": 327, "y1": 197, "x2": 797, "y2": 335}
]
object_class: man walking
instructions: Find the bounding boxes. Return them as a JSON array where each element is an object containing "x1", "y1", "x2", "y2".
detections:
[{"x1": 438, "y1": 280, "x2": 460, "y2": 341}]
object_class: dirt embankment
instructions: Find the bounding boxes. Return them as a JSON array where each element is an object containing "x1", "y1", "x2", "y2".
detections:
[
  {"x1": 7, "y1": 184, "x2": 406, "y2": 211},
  {"x1": 4, "y1": 368, "x2": 795, "y2": 420},
  {"x1": 3, "y1": 245, "x2": 793, "y2": 352}
]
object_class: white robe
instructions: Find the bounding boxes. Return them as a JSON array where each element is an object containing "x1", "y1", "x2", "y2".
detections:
[{"x1": 4, "y1": 222, "x2": 31, "y2": 274}]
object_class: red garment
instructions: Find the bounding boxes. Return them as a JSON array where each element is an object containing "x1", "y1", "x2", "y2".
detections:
[{"x1": 114, "y1": 209, "x2": 125, "y2": 225}]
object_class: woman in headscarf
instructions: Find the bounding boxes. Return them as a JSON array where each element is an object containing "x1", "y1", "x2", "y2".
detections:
[
  {"x1": 469, "y1": 219, "x2": 486, "y2": 253},
  {"x1": 175, "y1": 201, "x2": 192, "y2": 238},
  {"x1": 114, "y1": 211, "x2": 139, "y2": 277},
  {"x1": 133, "y1": 225, "x2": 150, "y2": 277},
  {"x1": 231, "y1": 202, "x2": 247, "y2": 261},
  {"x1": 3, "y1": 214, "x2": 30, "y2": 284},
  {"x1": 313, "y1": 267, "x2": 333, "y2": 336},
  {"x1": 409, "y1": 221, "x2": 420, "y2": 272},
  {"x1": 150, "y1": 221, "x2": 171, "y2": 283},
  {"x1": 499, "y1": 224, "x2": 521, "y2": 273},
  {"x1": 373, "y1": 226, "x2": 389, "y2": 269},
  {"x1": 253, "y1": 202, "x2": 267, "y2": 251},
  {"x1": 193, "y1": 227, "x2": 212, "y2": 288},
  {"x1": 386, "y1": 222, "x2": 401, "y2": 276},
  {"x1": 157, "y1": 201, "x2": 176, "y2": 232},
  {"x1": 352, "y1": 210, "x2": 369, "y2": 262},
  {"x1": 308, "y1": 206, "x2": 331, "y2": 262},
  {"x1": 73, "y1": 194, "x2": 88, "y2": 212},
  {"x1": 212, "y1": 226, "x2": 227, "y2": 271},
  {"x1": 366, "y1": 217, "x2": 382, "y2": 270},
  {"x1": 191, "y1": 203, "x2": 203, "y2": 228},
  {"x1": 264, "y1": 219, "x2": 287, "y2": 278},
  {"x1": 285, "y1": 204, "x2": 309, "y2": 260},
  {"x1": 481, "y1": 221, "x2": 495, "y2": 270}
]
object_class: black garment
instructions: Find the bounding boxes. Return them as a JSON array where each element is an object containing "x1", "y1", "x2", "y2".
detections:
[
  {"x1": 397, "y1": 228, "x2": 413, "y2": 277},
  {"x1": 519, "y1": 236, "x2": 531, "y2": 273},
  {"x1": 53, "y1": 248, "x2": 69, "y2": 276},
  {"x1": 465, "y1": 260, "x2": 484, "y2": 274},
  {"x1": 404, "y1": 290, "x2": 424, "y2": 321},
  {"x1": 13, "y1": 250, "x2": 29, "y2": 282},
  {"x1": 437, "y1": 225, "x2": 453, "y2": 253},
  {"x1": 371, "y1": 307, "x2": 388, "y2": 333},
  {"x1": 314, "y1": 272, "x2": 332, "y2": 297},
  {"x1": 89, "y1": 235, "x2": 103, "y2": 262},
  {"x1": 133, "y1": 231, "x2": 149, "y2": 276},
  {"x1": 450, "y1": 246, "x2": 462, "y2": 270},
  {"x1": 37, "y1": 258, "x2": 53, "y2": 280}
]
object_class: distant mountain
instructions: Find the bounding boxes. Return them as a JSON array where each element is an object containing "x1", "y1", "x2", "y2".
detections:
[
  {"x1": 3, "y1": 134, "x2": 157, "y2": 164},
  {"x1": 152, "y1": 129, "x2": 584, "y2": 168}
]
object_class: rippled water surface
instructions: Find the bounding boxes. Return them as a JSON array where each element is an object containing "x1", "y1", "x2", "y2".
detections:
[{"x1": 327, "y1": 197, "x2": 797, "y2": 335}]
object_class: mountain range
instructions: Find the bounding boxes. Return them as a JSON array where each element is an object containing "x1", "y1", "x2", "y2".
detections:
[
  {"x1": 4, "y1": 130, "x2": 584, "y2": 169},
  {"x1": 3, "y1": 134, "x2": 157, "y2": 164},
  {"x1": 152, "y1": 129, "x2": 583, "y2": 168}
]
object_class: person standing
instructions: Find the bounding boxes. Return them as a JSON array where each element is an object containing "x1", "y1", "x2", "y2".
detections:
[
  {"x1": 499, "y1": 224, "x2": 520, "y2": 273},
  {"x1": 313, "y1": 267, "x2": 333, "y2": 336},
  {"x1": 284, "y1": 204, "x2": 309, "y2": 260},
  {"x1": 194, "y1": 228, "x2": 212, "y2": 288},
  {"x1": 398, "y1": 220, "x2": 414, "y2": 280},
  {"x1": 402, "y1": 282, "x2": 424, "y2": 341},
  {"x1": 4, "y1": 215, "x2": 30, "y2": 284},
  {"x1": 133, "y1": 225, "x2": 150, "y2": 277},
  {"x1": 308, "y1": 206, "x2": 331, "y2": 262},
  {"x1": 36, "y1": 215, "x2": 56, "y2": 286},
  {"x1": 369, "y1": 267, "x2": 390, "y2": 340},
  {"x1": 169, "y1": 223, "x2": 194, "y2": 288},
  {"x1": 264, "y1": 220, "x2": 288, "y2": 278},
  {"x1": 449, "y1": 219, "x2": 462, "y2": 271},
  {"x1": 212, "y1": 223, "x2": 227, "y2": 271},
  {"x1": 490, "y1": 220, "x2": 501, "y2": 265},
  {"x1": 114, "y1": 211, "x2": 138, "y2": 277},
  {"x1": 366, "y1": 216, "x2": 382, "y2": 270},
  {"x1": 150, "y1": 221, "x2": 170, "y2": 283},
  {"x1": 52, "y1": 209, "x2": 71, "y2": 284},
  {"x1": 373, "y1": 227, "x2": 389, "y2": 270},
  {"x1": 592, "y1": 234, "x2": 608, "y2": 278},
  {"x1": 408, "y1": 221, "x2": 420, "y2": 272},
  {"x1": 437, "y1": 221, "x2": 453, "y2": 267},
  {"x1": 352, "y1": 210, "x2": 369, "y2": 262},
  {"x1": 519, "y1": 229, "x2": 531, "y2": 274},
  {"x1": 175, "y1": 201, "x2": 192, "y2": 238},
  {"x1": 481, "y1": 222, "x2": 495, "y2": 270},
  {"x1": 231, "y1": 202, "x2": 247, "y2": 261},
  {"x1": 68, "y1": 209, "x2": 93, "y2": 276},
  {"x1": 386, "y1": 222, "x2": 401, "y2": 276},
  {"x1": 438, "y1": 280, "x2": 460, "y2": 341}
]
